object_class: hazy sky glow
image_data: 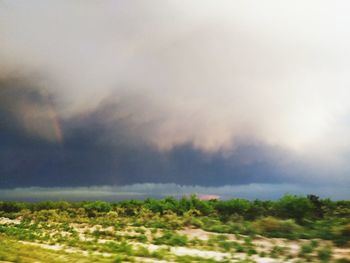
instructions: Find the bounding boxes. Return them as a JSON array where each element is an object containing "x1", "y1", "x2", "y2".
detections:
[{"x1": 1, "y1": 1, "x2": 350, "y2": 199}]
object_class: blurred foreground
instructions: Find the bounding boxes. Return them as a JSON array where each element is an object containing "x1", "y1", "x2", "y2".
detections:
[{"x1": 0, "y1": 195, "x2": 349, "y2": 262}]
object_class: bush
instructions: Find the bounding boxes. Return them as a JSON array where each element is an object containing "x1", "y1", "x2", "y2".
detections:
[
  {"x1": 299, "y1": 243, "x2": 314, "y2": 256},
  {"x1": 269, "y1": 245, "x2": 286, "y2": 258},
  {"x1": 83, "y1": 201, "x2": 112, "y2": 214},
  {"x1": 274, "y1": 195, "x2": 314, "y2": 223},
  {"x1": 252, "y1": 216, "x2": 301, "y2": 238},
  {"x1": 154, "y1": 231, "x2": 188, "y2": 246},
  {"x1": 205, "y1": 224, "x2": 231, "y2": 233},
  {"x1": 185, "y1": 217, "x2": 203, "y2": 228},
  {"x1": 136, "y1": 234, "x2": 147, "y2": 243},
  {"x1": 317, "y1": 247, "x2": 333, "y2": 262},
  {"x1": 214, "y1": 199, "x2": 251, "y2": 220},
  {"x1": 341, "y1": 224, "x2": 350, "y2": 239},
  {"x1": 133, "y1": 246, "x2": 151, "y2": 257}
]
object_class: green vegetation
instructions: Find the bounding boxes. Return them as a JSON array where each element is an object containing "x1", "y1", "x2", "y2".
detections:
[
  {"x1": 0, "y1": 194, "x2": 349, "y2": 262},
  {"x1": 154, "y1": 231, "x2": 188, "y2": 246},
  {"x1": 317, "y1": 246, "x2": 333, "y2": 262}
]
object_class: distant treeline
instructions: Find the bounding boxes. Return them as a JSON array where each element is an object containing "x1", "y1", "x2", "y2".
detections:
[{"x1": 0, "y1": 194, "x2": 349, "y2": 223}]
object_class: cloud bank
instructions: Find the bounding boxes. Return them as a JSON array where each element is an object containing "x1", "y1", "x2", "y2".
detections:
[
  {"x1": 1, "y1": 1, "x2": 350, "y2": 197},
  {"x1": 1, "y1": 183, "x2": 349, "y2": 202}
]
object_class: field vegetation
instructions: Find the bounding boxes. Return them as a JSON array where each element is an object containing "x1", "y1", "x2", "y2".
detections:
[{"x1": 0, "y1": 194, "x2": 349, "y2": 262}]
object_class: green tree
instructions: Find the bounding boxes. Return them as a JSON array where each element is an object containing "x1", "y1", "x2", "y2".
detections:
[{"x1": 274, "y1": 194, "x2": 313, "y2": 223}]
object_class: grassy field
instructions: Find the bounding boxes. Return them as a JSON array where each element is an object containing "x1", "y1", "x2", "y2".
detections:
[{"x1": 0, "y1": 195, "x2": 349, "y2": 262}]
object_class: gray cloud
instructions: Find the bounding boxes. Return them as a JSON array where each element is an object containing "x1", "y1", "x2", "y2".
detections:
[
  {"x1": 1, "y1": 1, "x2": 350, "y2": 152},
  {"x1": 0, "y1": 183, "x2": 349, "y2": 201},
  {"x1": 0, "y1": 75, "x2": 63, "y2": 143},
  {"x1": 1, "y1": 1, "x2": 350, "y2": 191}
]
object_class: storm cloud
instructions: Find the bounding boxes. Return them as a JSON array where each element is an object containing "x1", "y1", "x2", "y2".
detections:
[{"x1": 1, "y1": 1, "x2": 350, "y2": 198}]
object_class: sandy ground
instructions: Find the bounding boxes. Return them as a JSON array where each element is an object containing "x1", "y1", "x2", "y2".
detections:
[
  {"x1": 18, "y1": 240, "x2": 297, "y2": 263},
  {"x1": 0, "y1": 217, "x2": 21, "y2": 225},
  {"x1": 19, "y1": 241, "x2": 168, "y2": 263},
  {"x1": 1, "y1": 218, "x2": 349, "y2": 262},
  {"x1": 180, "y1": 228, "x2": 350, "y2": 260}
]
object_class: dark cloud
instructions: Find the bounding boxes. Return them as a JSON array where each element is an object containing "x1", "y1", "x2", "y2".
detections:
[
  {"x1": 1, "y1": 183, "x2": 349, "y2": 202},
  {"x1": 0, "y1": 76, "x2": 307, "y2": 188},
  {"x1": 1, "y1": 1, "x2": 350, "y2": 198}
]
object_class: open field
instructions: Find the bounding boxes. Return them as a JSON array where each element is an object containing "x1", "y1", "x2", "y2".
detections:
[{"x1": 0, "y1": 195, "x2": 349, "y2": 262}]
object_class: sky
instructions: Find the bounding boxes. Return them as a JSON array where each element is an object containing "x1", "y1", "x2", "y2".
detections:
[{"x1": 1, "y1": 1, "x2": 350, "y2": 200}]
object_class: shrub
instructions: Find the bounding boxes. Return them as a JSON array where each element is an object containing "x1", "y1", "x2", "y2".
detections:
[
  {"x1": 341, "y1": 224, "x2": 350, "y2": 241},
  {"x1": 133, "y1": 246, "x2": 151, "y2": 257},
  {"x1": 185, "y1": 217, "x2": 203, "y2": 228},
  {"x1": 332, "y1": 223, "x2": 350, "y2": 246},
  {"x1": 214, "y1": 199, "x2": 251, "y2": 220},
  {"x1": 150, "y1": 248, "x2": 168, "y2": 259},
  {"x1": 205, "y1": 224, "x2": 231, "y2": 233},
  {"x1": 154, "y1": 231, "x2": 188, "y2": 246},
  {"x1": 274, "y1": 195, "x2": 313, "y2": 223},
  {"x1": 83, "y1": 201, "x2": 112, "y2": 215},
  {"x1": 233, "y1": 242, "x2": 245, "y2": 253},
  {"x1": 317, "y1": 246, "x2": 333, "y2": 262},
  {"x1": 252, "y1": 216, "x2": 301, "y2": 238},
  {"x1": 259, "y1": 251, "x2": 266, "y2": 258},
  {"x1": 136, "y1": 234, "x2": 147, "y2": 243},
  {"x1": 270, "y1": 245, "x2": 286, "y2": 258},
  {"x1": 299, "y1": 243, "x2": 314, "y2": 256},
  {"x1": 106, "y1": 241, "x2": 133, "y2": 254}
]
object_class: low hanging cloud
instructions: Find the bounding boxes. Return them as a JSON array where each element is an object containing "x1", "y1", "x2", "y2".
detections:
[
  {"x1": 1, "y1": 1, "x2": 350, "y2": 193},
  {"x1": 0, "y1": 183, "x2": 349, "y2": 202}
]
